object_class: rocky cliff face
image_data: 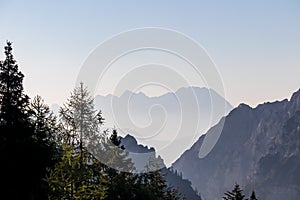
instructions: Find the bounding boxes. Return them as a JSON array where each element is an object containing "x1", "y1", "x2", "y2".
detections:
[{"x1": 172, "y1": 89, "x2": 300, "y2": 200}]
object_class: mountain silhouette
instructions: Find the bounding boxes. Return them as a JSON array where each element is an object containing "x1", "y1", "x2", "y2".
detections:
[
  {"x1": 95, "y1": 87, "x2": 232, "y2": 166},
  {"x1": 172, "y1": 88, "x2": 300, "y2": 200}
]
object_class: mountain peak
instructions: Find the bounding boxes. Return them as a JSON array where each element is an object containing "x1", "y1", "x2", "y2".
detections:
[
  {"x1": 290, "y1": 88, "x2": 300, "y2": 103},
  {"x1": 121, "y1": 134, "x2": 155, "y2": 153},
  {"x1": 238, "y1": 103, "x2": 252, "y2": 109},
  {"x1": 119, "y1": 90, "x2": 148, "y2": 98},
  {"x1": 122, "y1": 134, "x2": 138, "y2": 145}
]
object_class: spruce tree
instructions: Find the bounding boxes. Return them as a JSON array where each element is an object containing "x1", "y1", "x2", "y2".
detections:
[
  {"x1": 223, "y1": 184, "x2": 245, "y2": 200},
  {"x1": 0, "y1": 41, "x2": 45, "y2": 199},
  {"x1": 0, "y1": 41, "x2": 32, "y2": 198},
  {"x1": 29, "y1": 95, "x2": 61, "y2": 197},
  {"x1": 0, "y1": 41, "x2": 30, "y2": 136},
  {"x1": 102, "y1": 129, "x2": 137, "y2": 200},
  {"x1": 30, "y1": 95, "x2": 58, "y2": 147},
  {"x1": 110, "y1": 129, "x2": 124, "y2": 149}
]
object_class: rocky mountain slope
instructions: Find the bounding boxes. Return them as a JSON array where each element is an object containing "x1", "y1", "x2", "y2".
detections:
[{"x1": 172, "y1": 89, "x2": 300, "y2": 200}]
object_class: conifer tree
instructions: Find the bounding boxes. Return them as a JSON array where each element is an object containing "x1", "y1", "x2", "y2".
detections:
[
  {"x1": 29, "y1": 95, "x2": 61, "y2": 198},
  {"x1": 0, "y1": 41, "x2": 30, "y2": 137},
  {"x1": 0, "y1": 41, "x2": 33, "y2": 198},
  {"x1": 137, "y1": 157, "x2": 180, "y2": 200},
  {"x1": 46, "y1": 144, "x2": 107, "y2": 199},
  {"x1": 0, "y1": 41, "x2": 29, "y2": 124},
  {"x1": 30, "y1": 95, "x2": 57, "y2": 145},
  {"x1": 223, "y1": 184, "x2": 245, "y2": 200},
  {"x1": 46, "y1": 83, "x2": 107, "y2": 199},
  {"x1": 0, "y1": 41, "x2": 49, "y2": 199},
  {"x1": 100, "y1": 129, "x2": 181, "y2": 200},
  {"x1": 59, "y1": 82, "x2": 103, "y2": 148},
  {"x1": 102, "y1": 129, "x2": 136, "y2": 200}
]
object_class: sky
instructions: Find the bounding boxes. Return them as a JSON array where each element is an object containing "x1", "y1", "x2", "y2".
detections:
[{"x1": 0, "y1": 0, "x2": 300, "y2": 107}]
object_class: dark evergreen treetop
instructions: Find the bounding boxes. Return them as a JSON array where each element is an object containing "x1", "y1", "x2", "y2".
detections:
[
  {"x1": 0, "y1": 41, "x2": 56, "y2": 199},
  {"x1": 223, "y1": 184, "x2": 245, "y2": 200},
  {"x1": 30, "y1": 95, "x2": 57, "y2": 143},
  {"x1": 0, "y1": 41, "x2": 29, "y2": 128},
  {"x1": 110, "y1": 129, "x2": 124, "y2": 149}
]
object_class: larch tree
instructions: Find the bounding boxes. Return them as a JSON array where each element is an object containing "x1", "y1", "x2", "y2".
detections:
[
  {"x1": 59, "y1": 82, "x2": 103, "y2": 149},
  {"x1": 46, "y1": 83, "x2": 107, "y2": 199}
]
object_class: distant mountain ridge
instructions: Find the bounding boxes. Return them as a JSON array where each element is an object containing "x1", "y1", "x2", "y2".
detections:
[
  {"x1": 95, "y1": 87, "x2": 233, "y2": 166},
  {"x1": 172, "y1": 89, "x2": 300, "y2": 200}
]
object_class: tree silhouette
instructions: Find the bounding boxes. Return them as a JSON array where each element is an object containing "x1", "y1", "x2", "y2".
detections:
[
  {"x1": 0, "y1": 41, "x2": 50, "y2": 199},
  {"x1": 100, "y1": 129, "x2": 136, "y2": 199},
  {"x1": 29, "y1": 95, "x2": 60, "y2": 198},
  {"x1": 223, "y1": 184, "x2": 245, "y2": 200},
  {"x1": 30, "y1": 95, "x2": 57, "y2": 145},
  {"x1": 0, "y1": 41, "x2": 30, "y2": 127}
]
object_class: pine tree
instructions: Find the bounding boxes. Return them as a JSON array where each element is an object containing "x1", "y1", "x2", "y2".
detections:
[{"x1": 223, "y1": 184, "x2": 245, "y2": 200}]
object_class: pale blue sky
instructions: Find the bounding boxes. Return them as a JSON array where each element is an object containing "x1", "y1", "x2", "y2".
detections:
[{"x1": 0, "y1": 0, "x2": 300, "y2": 107}]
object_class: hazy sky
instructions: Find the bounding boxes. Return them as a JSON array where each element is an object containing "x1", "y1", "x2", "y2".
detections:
[{"x1": 0, "y1": 0, "x2": 300, "y2": 107}]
